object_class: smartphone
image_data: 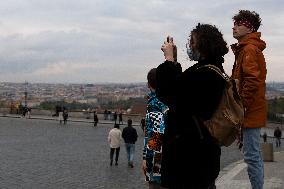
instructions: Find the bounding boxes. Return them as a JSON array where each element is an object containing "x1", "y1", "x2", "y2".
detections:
[{"x1": 167, "y1": 36, "x2": 170, "y2": 42}]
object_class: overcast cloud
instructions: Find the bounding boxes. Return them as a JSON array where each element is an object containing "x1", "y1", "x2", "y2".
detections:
[{"x1": 0, "y1": 0, "x2": 283, "y2": 83}]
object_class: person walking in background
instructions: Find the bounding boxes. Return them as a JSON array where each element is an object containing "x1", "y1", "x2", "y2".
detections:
[
  {"x1": 58, "y1": 111, "x2": 63, "y2": 125},
  {"x1": 108, "y1": 123, "x2": 122, "y2": 166},
  {"x1": 140, "y1": 117, "x2": 146, "y2": 132},
  {"x1": 143, "y1": 68, "x2": 168, "y2": 189},
  {"x1": 119, "y1": 111, "x2": 123, "y2": 124},
  {"x1": 63, "y1": 108, "x2": 68, "y2": 125},
  {"x1": 122, "y1": 118, "x2": 138, "y2": 168},
  {"x1": 263, "y1": 132, "x2": 267, "y2": 143},
  {"x1": 113, "y1": 111, "x2": 118, "y2": 124},
  {"x1": 93, "y1": 111, "x2": 98, "y2": 127},
  {"x1": 104, "y1": 109, "x2": 108, "y2": 120},
  {"x1": 274, "y1": 126, "x2": 282, "y2": 147},
  {"x1": 108, "y1": 110, "x2": 111, "y2": 120},
  {"x1": 156, "y1": 24, "x2": 228, "y2": 188},
  {"x1": 27, "y1": 107, "x2": 31, "y2": 119},
  {"x1": 231, "y1": 10, "x2": 267, "y2": 189},
  {"x1": 22, "y1": 106, "x2": 27, "y2": 118}
]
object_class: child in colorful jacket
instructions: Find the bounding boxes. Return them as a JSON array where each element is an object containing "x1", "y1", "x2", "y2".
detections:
[{"x1": 143, "y1": 68, "x2": 168, "y2": 188}]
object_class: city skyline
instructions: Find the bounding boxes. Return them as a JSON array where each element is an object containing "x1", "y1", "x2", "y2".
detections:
[{"x1": 0, "y1": 0, "x2": 283, "y2": 83}]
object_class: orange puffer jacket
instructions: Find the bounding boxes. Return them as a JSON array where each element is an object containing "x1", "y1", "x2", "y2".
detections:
[{"x1": 231, "y1": 32, "x2": 267, "y2": 128}]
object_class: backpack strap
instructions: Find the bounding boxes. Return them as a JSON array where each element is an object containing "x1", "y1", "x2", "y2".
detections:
[
  {"x1": 198, "y1": 64, "x2": 241, "y2": 99},
  {"x1": 193, "y1": 64, "x2": 229, "y2": 143},
  {"x1": 197, "y1": 64, "x2": 230, "y2": 82},
  {"x1": 192, "y1": 116, "x2": 204, "y2": 140}
]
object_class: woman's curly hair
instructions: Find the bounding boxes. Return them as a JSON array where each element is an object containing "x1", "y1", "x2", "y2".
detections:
[
  {"x1": 191, "y1": 23, "x2": 229, "y2": 59},
  {"x1": 233, "y1": 10, "x2": 261, "y2": 31}
]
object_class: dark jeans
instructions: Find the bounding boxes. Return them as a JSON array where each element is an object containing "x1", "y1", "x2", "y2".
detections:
[
  {"x1": 110, "y1": 147, "x2": 120, "y2": 162},
  {"x1": 63, "y1": 117, "x2": 68, "y2": 124},
  {"x1": 276, "y1": 137, "x2": 281, "y2": 147},
  {"x1": 125, "y1": 143, "x2": 135, "y2": 164}
]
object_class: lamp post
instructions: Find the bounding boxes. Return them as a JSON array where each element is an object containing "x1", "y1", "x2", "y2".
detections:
[{"x1": 24, "y1": 81, "x2": 28, "y2": 108}]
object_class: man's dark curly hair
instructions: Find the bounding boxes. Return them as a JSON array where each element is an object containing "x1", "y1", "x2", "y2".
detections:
[
  {"x1": 191, "y1": 23, "x2": 228, "y2": 59},
  {"x1": 233, "y1": 10, "x2": 261, "y2": 31}
]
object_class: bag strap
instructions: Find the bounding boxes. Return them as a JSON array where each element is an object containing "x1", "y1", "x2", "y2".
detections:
[
  {"x1": 193, "y1": 65, "x2": 227, "y2": 141},
  {"x1": 196, "y1": 64, "x2": 230, "y2": 82},
  {"x1": 192, "y1": 116, "x2": 204, "y2": 140},
  {"x1": 198, "y1": 64, "x2": 241, "y2": 98},
  {"x1": 196, "y1": 64, "x2": 242, "y2": 93}
]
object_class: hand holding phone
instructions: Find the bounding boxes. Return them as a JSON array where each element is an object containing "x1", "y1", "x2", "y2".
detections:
[
  {"x1": 161, "y1": 35, "x2": 176, "y2": 62},
  {"x1": 167, "y1": 36, "x2": 177, "y2": 62}
]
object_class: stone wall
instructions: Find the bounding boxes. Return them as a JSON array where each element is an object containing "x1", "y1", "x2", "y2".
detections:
[{"x1": 0, "y1": 108, "x2": 144, "y2": 123}]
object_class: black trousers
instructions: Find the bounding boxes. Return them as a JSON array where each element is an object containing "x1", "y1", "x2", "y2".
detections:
[{"x1": 110, "y1": 147, "x2": 120, "y2": 162}]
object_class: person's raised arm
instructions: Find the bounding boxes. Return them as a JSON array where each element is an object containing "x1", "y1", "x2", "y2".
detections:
[{"x1": 156, "y1": 36, "x2": 182, "y2": 107}]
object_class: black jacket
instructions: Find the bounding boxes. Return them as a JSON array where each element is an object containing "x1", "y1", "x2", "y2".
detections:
[
  {"x1": 156, "y1": 58, "x2": 226, "y2": 188},
  {"x1": 274, "y1": 129, "x2": 282, "y2": 138},
  {"x1": 122, "y1": 126, "x2": 138, "y2": 144}
]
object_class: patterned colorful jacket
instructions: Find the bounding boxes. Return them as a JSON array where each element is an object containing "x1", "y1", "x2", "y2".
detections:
[{"x1": 143, "y1": 91, "x2": 168, "y2": 184}]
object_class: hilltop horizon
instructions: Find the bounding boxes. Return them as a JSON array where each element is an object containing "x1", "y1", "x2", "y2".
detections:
[
  {"x1": 1, "y1": 81, "x2": 284, "y2": 85},
  {"x1": 0, "y1": 81, "x2": 147, "y2": 85}
]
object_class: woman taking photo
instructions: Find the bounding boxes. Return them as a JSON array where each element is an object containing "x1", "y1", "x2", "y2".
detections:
[{"x1": 156, "y1": 24, "x2": 229, "y2": 189}]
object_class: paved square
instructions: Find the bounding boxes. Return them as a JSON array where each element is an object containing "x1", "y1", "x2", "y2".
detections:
[{"x1": 0, "y1": 117, "x2": 148, "y2": 189}]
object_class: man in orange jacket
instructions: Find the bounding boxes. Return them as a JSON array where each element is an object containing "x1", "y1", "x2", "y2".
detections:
[{"x1": 231, "y1": 10, "x2": 267, "y2": 189}]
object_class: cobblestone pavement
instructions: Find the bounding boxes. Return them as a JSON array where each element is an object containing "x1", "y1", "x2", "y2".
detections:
[
  {"x1": 0, "y1": 117, "x2": 148, "y2": 189},
  {"x1": 0, "y1": 117, "x2": 283, "y2": 189},
  {"x1": 220, "y1": 127, "x2": 284, "y2": 173}
]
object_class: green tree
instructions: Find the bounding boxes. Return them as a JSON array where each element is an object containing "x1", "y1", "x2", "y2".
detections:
[{"x1": 267, "y1": 97, "x2": 284, "y2": 122}]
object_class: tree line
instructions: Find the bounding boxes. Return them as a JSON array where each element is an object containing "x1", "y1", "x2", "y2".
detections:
[
  {"x1": 36, "y1": 97, "x2": 146, "y2": 112},
  {"x1": 15, "y1": 97, "x2": 284, "y2": 123},
  {"x1": 268, "y1": 97, "x2": 284, "y2": 123}
]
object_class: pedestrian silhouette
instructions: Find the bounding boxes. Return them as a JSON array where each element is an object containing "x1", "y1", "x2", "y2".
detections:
[
  {"x1": 118, "y1": 111, "x2": 123, "y2": 124},
  {"x1": 274, "y1": 127, "x2": 282, "y2": 147},
  {"x1": 263, "y1": 132, "x2": 267, "y2": 143},
  {"x1": 113, "y1": 112, "x2": 118, "y2": 124},
  {"x1": 93, "y1": 111, "x2": 98, "y2": 127},
  {"x1": 108, "y1": 124, "x2": 122, "y2": 166}
]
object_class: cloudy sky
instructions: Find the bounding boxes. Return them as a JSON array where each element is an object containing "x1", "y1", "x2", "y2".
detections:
[{"x1": 0, "y1": 0, "x2": 283, "y2": 83}]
